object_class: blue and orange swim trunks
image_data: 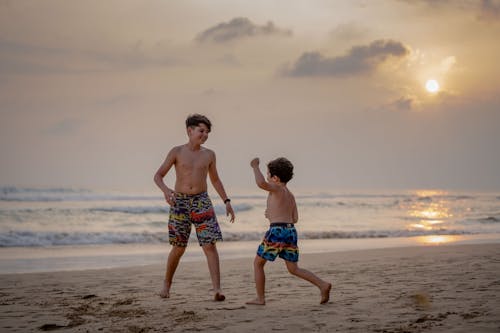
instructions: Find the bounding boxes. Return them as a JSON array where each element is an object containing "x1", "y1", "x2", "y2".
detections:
[
  {"x1": 168, "y1": 192, "x2": 222, "y2": 247},
  {"x1": 257, "y1": 223, "x2": 299, "y2": 262}
]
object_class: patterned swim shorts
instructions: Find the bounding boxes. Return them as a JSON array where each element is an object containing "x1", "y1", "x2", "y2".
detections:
[
  {"x1": 256, "y1": 223, "x2": 299, "y2": 262},
  {"x1": 168, "y1": 192, "x2": 222, "y2": 247}
]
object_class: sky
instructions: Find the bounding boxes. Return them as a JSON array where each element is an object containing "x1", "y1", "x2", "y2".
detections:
[{"x1": 1, "y1": 0, "x2": 500, "y2": 192}]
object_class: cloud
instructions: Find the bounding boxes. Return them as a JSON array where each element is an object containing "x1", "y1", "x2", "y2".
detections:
[
  {"x1": 0, "y1": 40, "x2": 71, "y2": 75},
  {"x1": 216, "y1": 53, "x2": 241, "y2": 66},
  {"x1": 283, "y1": 39, "x2": 410, "y2": 77},
  {"x1": 397, "y1": 0, "x2": 500, "y2": 21},
  {"x1": 478, "y1": 0, "x2": 500, "y2": 20},
  {"x1": 0, "y1": 39, "x2": 178, "y2": 76},
  {"x1": 439, "y1": 56, "x2": 456, "y2": 73},
  {"x1": 396, "y1": 0, "x2": 468, "y2": 8},
  {"x1": 390, "y1": 97, "x2": 415, "y2": 111},
  {"x1": 42, "y1": 118, "x2": 83, "y2": 136},
  {"x1": 330, "y1": 22, "x2": 369, "y2": 42},
  {"x1": 195, "y1": 17, "x2": 292, "y2": 43},
  {"x1": 369, "y1": 95, "x2": 417, "y2": 113}
]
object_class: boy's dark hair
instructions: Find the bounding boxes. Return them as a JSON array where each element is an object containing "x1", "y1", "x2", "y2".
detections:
[
  {"x1": 186, "y1": 114, "x2": 212, "y2": 132},
  {"x1": 267, "y1": 157, "x2": 294, "y2": 184}
]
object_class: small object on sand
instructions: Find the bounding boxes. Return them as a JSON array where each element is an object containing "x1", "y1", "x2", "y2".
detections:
[{"x1": 412, "y1": 292, "x2": 431, "y2": 309}]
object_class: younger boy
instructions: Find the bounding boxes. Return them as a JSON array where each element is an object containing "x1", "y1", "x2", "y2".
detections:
[
  {"x1": 154, "y1": 114, "x2": 235, "y2": 301},
  {"x1": 246, "y1": 157, "x2": 331, "y2": 305}
]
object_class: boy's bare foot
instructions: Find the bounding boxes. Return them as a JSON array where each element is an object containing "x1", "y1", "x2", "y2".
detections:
[
  {"x1": 159, "y1": 281, "x2": 170, "y2": 298},
  {"x1": 320, "y1": 283, "x2": 332, "y2": 304},
  {"x1": 214, "y1": 292, "x2": 226, "y2": 301},
  {"x1": 245, "y1": 298, "x2": 265, "y2": 305},
  {"x1": 159, "y1": 288, "x2": 170, "y2": 298}
]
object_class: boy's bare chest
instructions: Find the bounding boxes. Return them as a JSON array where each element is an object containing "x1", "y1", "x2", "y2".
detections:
[{"x1": 176, "y1": 152, "x2": 210, "y2": 171}]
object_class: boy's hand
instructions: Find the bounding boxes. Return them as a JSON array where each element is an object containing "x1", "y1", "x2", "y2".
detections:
[
  {"x1": 250, "y1": 157, "x2": 260, "y2": 168},
  {"x1": 164, "y1": 189, "x2": 176, "y2": 206},
  {"x1": 226, "y1": 202, "x2": 235, "y2": 223}
]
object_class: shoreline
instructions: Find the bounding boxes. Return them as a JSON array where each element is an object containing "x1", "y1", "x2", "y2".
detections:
[
  {"x1": 1, "y1": 233, "x2": 500, "y2": 274},
  {"x1": 1, "y1": 243, "x2": 499, "y2": 332}
]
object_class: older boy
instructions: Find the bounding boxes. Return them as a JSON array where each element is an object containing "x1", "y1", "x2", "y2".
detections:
[
  {"x1": 154, "y1": 114, "x2": 235, "y2": 301},
  {"x1": 246, "y1": 157, "x2": 331, "y2": 305}
]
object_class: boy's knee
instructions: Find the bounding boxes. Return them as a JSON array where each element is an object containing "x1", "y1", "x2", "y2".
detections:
[
  {"x1": 254, "y1": 256, "x2": 266, "y2": 268},
  {"x1": 286, "y1": 263, "x2": 299, "y2": 275},
  {"x1": 171, "y1": 246, "x2": 186, "y2": 256},
  {"x1": 202, "y1": 243, "x2": 217, "y2": 253}
]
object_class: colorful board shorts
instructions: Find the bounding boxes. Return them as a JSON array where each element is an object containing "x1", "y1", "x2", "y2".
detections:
[
  {"x1": 257, "y1": 223, "x2": 299, "y2": 262},
  {"x1": 168, "y1": 192, "x2": 222, "y2": 247}
]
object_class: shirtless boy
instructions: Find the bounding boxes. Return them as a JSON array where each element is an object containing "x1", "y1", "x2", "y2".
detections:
[
  {"x1": 246, "y1": 157, "x2": 331, "y2": 305},
  {"x1": 154, "y1": 114, "x2": 235, "y2": 301}
]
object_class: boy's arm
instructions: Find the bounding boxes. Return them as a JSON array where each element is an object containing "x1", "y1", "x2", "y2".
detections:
[
  {"x1": 208, "y1": 151, "x2": 235, "y2": 223},
  {"x1": 153, "y1": 147, "x2": 177, "y2": 206},
  {"x1": 250, "y1": 158, "x2": 280, "y2": 192}
]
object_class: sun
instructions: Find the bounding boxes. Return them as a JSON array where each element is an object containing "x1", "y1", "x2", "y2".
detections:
[{"x1": 425, "y1": 79, "x2": 440, "y2": 93}]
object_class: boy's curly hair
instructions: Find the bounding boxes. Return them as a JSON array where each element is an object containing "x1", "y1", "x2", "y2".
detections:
[
  {"x1": 186, "y1": 114, "x2": 212, "y2": 132},
  {"x1": 267, "y1": 157, "x2": 294, "y2": 184}
]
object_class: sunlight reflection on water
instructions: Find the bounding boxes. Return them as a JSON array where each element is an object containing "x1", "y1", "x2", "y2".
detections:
[
  {"x1": 406, "y1": 190, "x2": 453, "y2": 232},
  {"x1": 415, "y1": 235, "x2": 463, "y2": 245}
]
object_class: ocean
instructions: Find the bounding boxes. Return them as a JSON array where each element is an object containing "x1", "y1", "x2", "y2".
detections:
[{"x1": 1, "y1": 187, "x2": 499, "y2": 273}]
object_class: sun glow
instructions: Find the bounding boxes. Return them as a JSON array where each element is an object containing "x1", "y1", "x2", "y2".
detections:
[
  {"x1": 416, "y1": 235, "x2": 463, "y2": 245},
  {"x1": 425, "y1": 79, "x2": 440, "y2": 93}
]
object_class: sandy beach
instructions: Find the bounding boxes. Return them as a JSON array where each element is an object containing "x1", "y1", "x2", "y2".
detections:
[{"x1": 1, "y1": 243, "x2": 499, "y2": 332}]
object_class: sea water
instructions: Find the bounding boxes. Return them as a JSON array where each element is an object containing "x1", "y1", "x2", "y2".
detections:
[{"x1": 1, "y1": 187, "x2": 499, "y2": 273}]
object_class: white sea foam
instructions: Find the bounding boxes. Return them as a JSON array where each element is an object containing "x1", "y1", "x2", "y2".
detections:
[{"x1": 0, "y1": 228, "x2": 481, "y2": 247}]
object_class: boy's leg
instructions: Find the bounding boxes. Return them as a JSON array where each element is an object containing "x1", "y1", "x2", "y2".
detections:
[
  {"x1": 246, "y1": 255, "x2": 267, "y2": 305},
  {"x1": 163, "y1": 194, "x2": 191, "y2": 298},
  {"x1": 284, "y1": 260, "x2": 332, "y2": 304},
  {"x1": 160, "y1": 245, "x2": 186, "y2": 298},
  {"x1": 193, "y1": 193, "x2": 224, "y2": 300},
  {"x1": 201, "y1": 243, "x2": 225, "y2": 301}
]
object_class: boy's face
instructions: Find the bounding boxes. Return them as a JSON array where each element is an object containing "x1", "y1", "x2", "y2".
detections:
[{"x1": 188, "y1": 123, "x2": 210, "y2": 145}]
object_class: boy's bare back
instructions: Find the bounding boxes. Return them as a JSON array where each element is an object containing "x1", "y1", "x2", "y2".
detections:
[
  {"x1": 250, "y1": 157, "x2": 298, "y2": 224},
  {"x1": 266, "y1": 187, "x2": 298, "y2": 224}
]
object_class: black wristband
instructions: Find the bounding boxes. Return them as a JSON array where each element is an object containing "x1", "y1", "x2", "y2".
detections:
[{"x1": 224, "y1": 198, "x2": 231, "y2": 204}]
